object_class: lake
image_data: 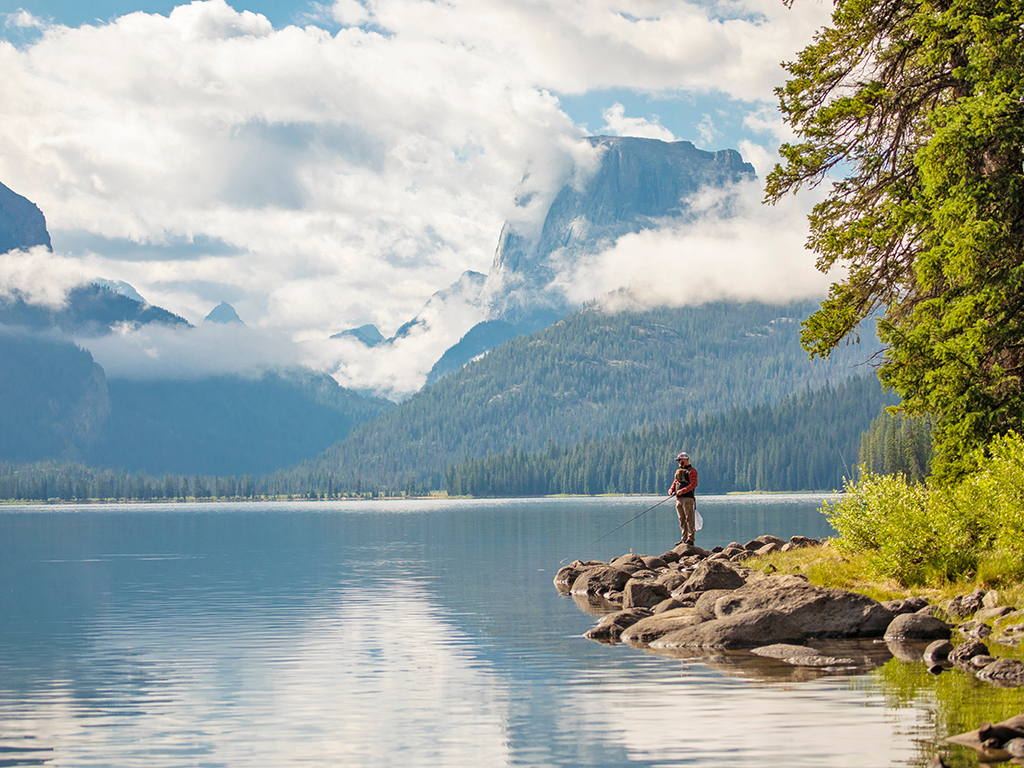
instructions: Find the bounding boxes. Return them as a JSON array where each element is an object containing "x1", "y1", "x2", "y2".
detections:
[{"x1": 0, "y1": 495, "x2": 1017, "y2": 767}]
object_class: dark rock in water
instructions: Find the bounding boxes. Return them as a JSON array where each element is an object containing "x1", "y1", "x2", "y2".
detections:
[
  {"x1": 884, "y1": 613, "x2": 951, "y2": 641},
  {"x1": 923, "y1": 639, "x2": 953, "y2": 664},
  {"x1": 569, "y1": 566, "x2": 631, "y2": 596},
  {"x1": 714, "y1": 575, "x2": 894, "y2": 638},
  {"x1": 975, "y1": 658, "x2": 1024, "y2": 687},
  {"x1": 749, "y1": 643, "x2": 856, "y2": 668},
  {"x1": 650, "y1": 608, "x2": 806, "y2": 651},
  {"x1": 620, "y1": 608, "x2": 707, "y2": 646},
  {"x1": 623, "y1": 580, "x2": 671, "y2": 609},
  {"x1": 553, "y1": 565, "x2": 584, "y2": 592},
  {"x1": 679, "y1": 560, "x2": 747, "y2": 594},
  {"x1": 947, "y1": 714, "x2": 1024, "y2": 760},
  {"x1": 584, "y1": 607, "x2": 653, "y2": 643}
]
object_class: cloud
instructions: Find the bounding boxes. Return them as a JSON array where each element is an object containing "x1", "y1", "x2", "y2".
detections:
[
  {"x1": 0, "y1": 246, "x2": 90, "y2": 307},
  {"x1": 600, "y1": 103, "x2": 676, "y2": 141},
  {"x1": 82, "y1": 321, "x2": 303, "y2": 380},
  {"x1": 0, "y1": 0, "x2": 833, "y2": 393},
  {"x1": 552, "y1": 179, "x2": 834, "y2": 311}
]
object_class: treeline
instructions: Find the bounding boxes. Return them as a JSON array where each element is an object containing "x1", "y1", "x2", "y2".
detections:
[
  {"x1": 858, "y1": 410, "x2": 934, "y2": 482},
  {"x1": 303, "y1": 299, "x2": 881, "y2": 489},
  {"x1": 0, "y1": 462, "x2": 414, "y2": 503},
  {"x1": 441, "y1": 374, "x2": 896, "y2": 497},
  {"x1": 0, "y1": 373, "x2": 893, "y2": 502}
]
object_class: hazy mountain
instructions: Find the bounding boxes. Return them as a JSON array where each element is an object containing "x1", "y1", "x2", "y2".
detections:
[
  {"x1": 0, "y1": 181, "x2": 51, "y2": 253},
  {"x1": 204, "y1": 301, "x2": 244, "y2": 324},
  {"x1": 0, "y1": 332, "x2": 110, "y2": 464},
  {"x1": 331, "y1": 324, "x2": 386, "y2": 346},
  {"x1": 424, "y1": 137, "x2": 758, "y2": 383},
  {"x1": 0, "y1": 282, "x2": 191, "y2": 335},
  {"x1": 296, "y1": 298, "x2": 880, "y2": 490}
]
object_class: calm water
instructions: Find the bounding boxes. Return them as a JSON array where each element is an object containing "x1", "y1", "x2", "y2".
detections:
[{"x1": 0, "y1": 495, "x2": 992, "y2": 766}]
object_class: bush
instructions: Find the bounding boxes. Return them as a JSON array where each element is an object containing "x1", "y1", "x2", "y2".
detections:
[{"x1": 824, "y1": 431, "x2": 1024, "y2": 586}]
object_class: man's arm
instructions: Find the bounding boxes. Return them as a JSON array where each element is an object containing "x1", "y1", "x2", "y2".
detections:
[{"x1": 680, "y1": 468, "x2": 698, "y2": 494}]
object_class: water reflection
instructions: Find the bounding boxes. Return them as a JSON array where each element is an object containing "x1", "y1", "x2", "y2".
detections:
[{"x1": 0, "y1": 497, "x2": 1012, "y2": 767}]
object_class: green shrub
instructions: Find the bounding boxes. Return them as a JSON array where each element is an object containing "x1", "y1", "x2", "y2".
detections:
[{"x1": 825, "y1": 431, "x2": 1024, "y2": 586}]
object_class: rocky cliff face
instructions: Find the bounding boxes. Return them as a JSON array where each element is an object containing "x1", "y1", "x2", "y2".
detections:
[
  {"x1": 481, "y1": 136, "x2": 756, "y2": 323},
  {"x1": 0, "y1": 181, "x2": 52, "y2": 253}
]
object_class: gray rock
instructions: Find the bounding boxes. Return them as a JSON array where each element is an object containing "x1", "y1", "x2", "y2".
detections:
[
  {"x1": 693, "y1": 589, "x2": 740, "y2": 621},
  {"x1": 653, "y1": 598, "x2": 686, "y2": 614},
  {"x1": 884, "y1": 613, "x2": 952, "y2": 641},
  {"x1": 970, "y1": 655, "x2": 997, "y2": 668},
  {"x1": 641, "y1": 555, "x2": 668, "y2": 570},
  {"x1": 958, "y1": 620, "x2": 992, "y2": 639},
  {"x1": 754, "y1": 543, "x2": 780, "y2": 557},
  {"x1": 949, "y1": 639, "x2": 989, "y2": 667},
  {"x1": 923, "y1": 640, "x2": 954, "y2": 664},
  {"x1": 749, "y1": 643, "x2": 856, "y2": 667},
  {"x1": 916, "y1": 604, "x2": 941, "y2": 618},
  {"x1": 753, "y1": 534, "x2": 787, "y2": 547},
  {"x1": 977, "y1": 606, "x2": 1015, "y2": 622},
  {"x1": 976, "y1": 658, "x2": 1024, "y2": 687},
  {"x1": 788, "y1": 535, "x2": 820, "y2": 548},
  {"x1": 882, "y1": 596, "x2": 930, "y2": 615},
  {"x1": 610, "y1": 553, "x2": 647, "y2": 571},
  {"x1": 655, "y1": 572, "x2": 689, "y2": 592},
  {"x1": 714, "y1": 574, "x2": 894, "y2": 638},
  {"x1": 945, "y1": 589, "x2": 987, "y2": 620},
  {"x1": 650, "y1": 608, "x2": 806, "y2": 651},
  {"x1": 553, "y1": 565, "x2": 584, "y2": 591},
  {"x1": 983, "y1": 590, "x2": 1002, "y2": 609},
  {"x1": 679, "y1": 560, "x2": 747, "y2": 594},
  {"x1": 672, "y1": 543, "x2": 711, "y2": 559},
  {"x1": 569, "y1": 566, "x2": 631, "y2": 596},
  {"x1": 623, "y1": 580, "x2": 671, "y2": 609},
  {"x1": 620, "y1": 607, "x2": 707, "y2": 646}
]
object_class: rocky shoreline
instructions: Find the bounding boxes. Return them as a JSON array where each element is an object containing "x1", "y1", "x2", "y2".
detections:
[{"x1": 554, "y1": 536, "x2": 1024, "y2": 688}]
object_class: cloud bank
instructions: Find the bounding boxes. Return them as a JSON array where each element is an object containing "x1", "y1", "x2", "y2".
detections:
[{"x1": 0, "y1": 0, "x2": 834, "y2": 394}]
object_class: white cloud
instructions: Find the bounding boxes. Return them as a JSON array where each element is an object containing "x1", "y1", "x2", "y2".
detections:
[
  {"x1": 82, "y1": 321, "x2": 302, "y2": 380},
  {"x1": 553, "y1": 179, "x2": 834, "y2": 311},
  {"x1": 0, "y1": 0, "x2": 833, "y2": 394},
  {"x1": 0, "y1": 246, "x2": 90, "y2": 307},
  {"x1": 600, "y1": 103, "x2": 676, "y2": 141}
]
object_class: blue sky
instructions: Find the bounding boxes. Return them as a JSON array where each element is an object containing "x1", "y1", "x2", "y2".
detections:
[{"x1": 0, "y1": 0, "x2": 833, "y2": 395}]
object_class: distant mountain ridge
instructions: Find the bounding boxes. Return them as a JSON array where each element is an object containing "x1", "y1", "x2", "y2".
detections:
[
  {"x1": 413, "y1": 136, "x2": 759, "y2": 385},
  {"x1": 295, "y1": 298, "x2": 881, "y2": 491}
]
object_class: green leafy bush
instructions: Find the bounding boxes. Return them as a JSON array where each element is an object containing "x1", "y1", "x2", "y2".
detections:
[{"x1": 824, "y1": 431, "x2": 1024, "y2": 586}]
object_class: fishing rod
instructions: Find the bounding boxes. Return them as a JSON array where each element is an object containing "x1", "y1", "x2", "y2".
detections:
[{"x1": 559, "y1": 494, "x2": 675, "y2": 565}]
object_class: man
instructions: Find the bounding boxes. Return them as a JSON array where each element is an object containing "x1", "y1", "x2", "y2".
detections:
[{"x1": 669, "y1": 452, "x2": 698, "y2": 545}]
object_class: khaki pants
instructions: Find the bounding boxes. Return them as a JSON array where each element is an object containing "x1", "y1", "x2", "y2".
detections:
[{"x1": 676, "y1": 496, "x2": 695, "y2": 543}]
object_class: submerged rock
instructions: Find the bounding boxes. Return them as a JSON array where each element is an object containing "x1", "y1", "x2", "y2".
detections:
[
  {"x1": 650, "y1": 609, "x2": 806, "y2": 651},
  {"x1": 884, "y1": 613, "x2": 951, "y2": 642}
]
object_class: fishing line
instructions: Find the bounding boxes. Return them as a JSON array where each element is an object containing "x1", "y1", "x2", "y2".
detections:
[{"x1": 559, "y1": 494, "x2": 675, "y2": 565}]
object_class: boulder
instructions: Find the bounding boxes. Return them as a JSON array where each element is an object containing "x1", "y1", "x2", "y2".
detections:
[
  {"x1": 976, "y1": 658, "x2": 1024, "y2": 687},
  {"x1": 945, "y1": 589, "x2": 987, "y2": 620},
  {"x1": 584, "y1": 607, "x2": 653, "y2": 642},
  {"x1": 650, "y1": 608, "x2": 806, "y2": 651},
  {"x1": 949, "y1": 639, "x2": 989, "y2": 668},
  {"x1": 620, "y1": 608, "x2": 708, "y2": 646},
  {"x1": 958, "y1": 620, "x2": 992, "y2": 639},
  {"x1": 976, "y1": 606, "x2": 1015, "y2": 622},
  {"x1": 679, "y1": 560, "x2": 747, "y2": 594},
  {"x1": 947, "y1": 714, "x2": 1024, "y2": 761},
  {"x1": 982, "y1": 590, "x2": 1002, "y2": 609},
  {"x1": 755, "y1": 543, "x2": 781, "y2": 557},
  {"x1": 672, "y1": 543, "x2": 711, "y2": 559},
  {"x1": 653, "y1": 598, "x2": 686, "y2": 614},
  {"x1": 713, "y1": 574, "x2": 894, "y2": 638},
  {"x1": 655, "y1": 572, "x2": 689, "y2": 592},
  {"x1": 641, "y1": 555, "x2": 668, "y2": 570},
  {"x1": 882, "y1": 597, "x2": 930, "y2": 615},
  {"x1": 788, "y1": 535, "x2": 820, "y2": 548},
  {"x1": 753, "y1": 534, "x2": 787, "y2": 547},
  {"x1": 623, "y1": 580, "x2": 671, "y2": 609},
  {"x1": 553, "y1": 565, "x2": 584, "y2": 592},
  {"x1": 569, "y1": 566, "x2": 631, "y2": 596},
  {"x1": 610, "y1": 553, "x2": 647, "y2": 571},
  {"x1": 884, "y1": 613, "x2": 952, "y2": 642},
  {"x1": 749, "y1": 643, "x2": 856, "y2": 667},
  {"x1": 922, "y1": 640, "x2": 953, "y2": 664},
  {"x1": 693, "y1": 589, "x2": 740, "y2": 621}
]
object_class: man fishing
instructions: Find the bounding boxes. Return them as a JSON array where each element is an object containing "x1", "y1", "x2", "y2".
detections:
[{"x1": 669, "y1": 452, "x2": 698, "y2": 545}]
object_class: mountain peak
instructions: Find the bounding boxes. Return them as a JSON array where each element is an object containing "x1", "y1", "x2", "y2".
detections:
[
  {"x1": 204, "y1": 302, "x2": 244, "y2": 325},
  {"x1": 0, "y1": 181, "x2": 52, "y2": 254}
]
